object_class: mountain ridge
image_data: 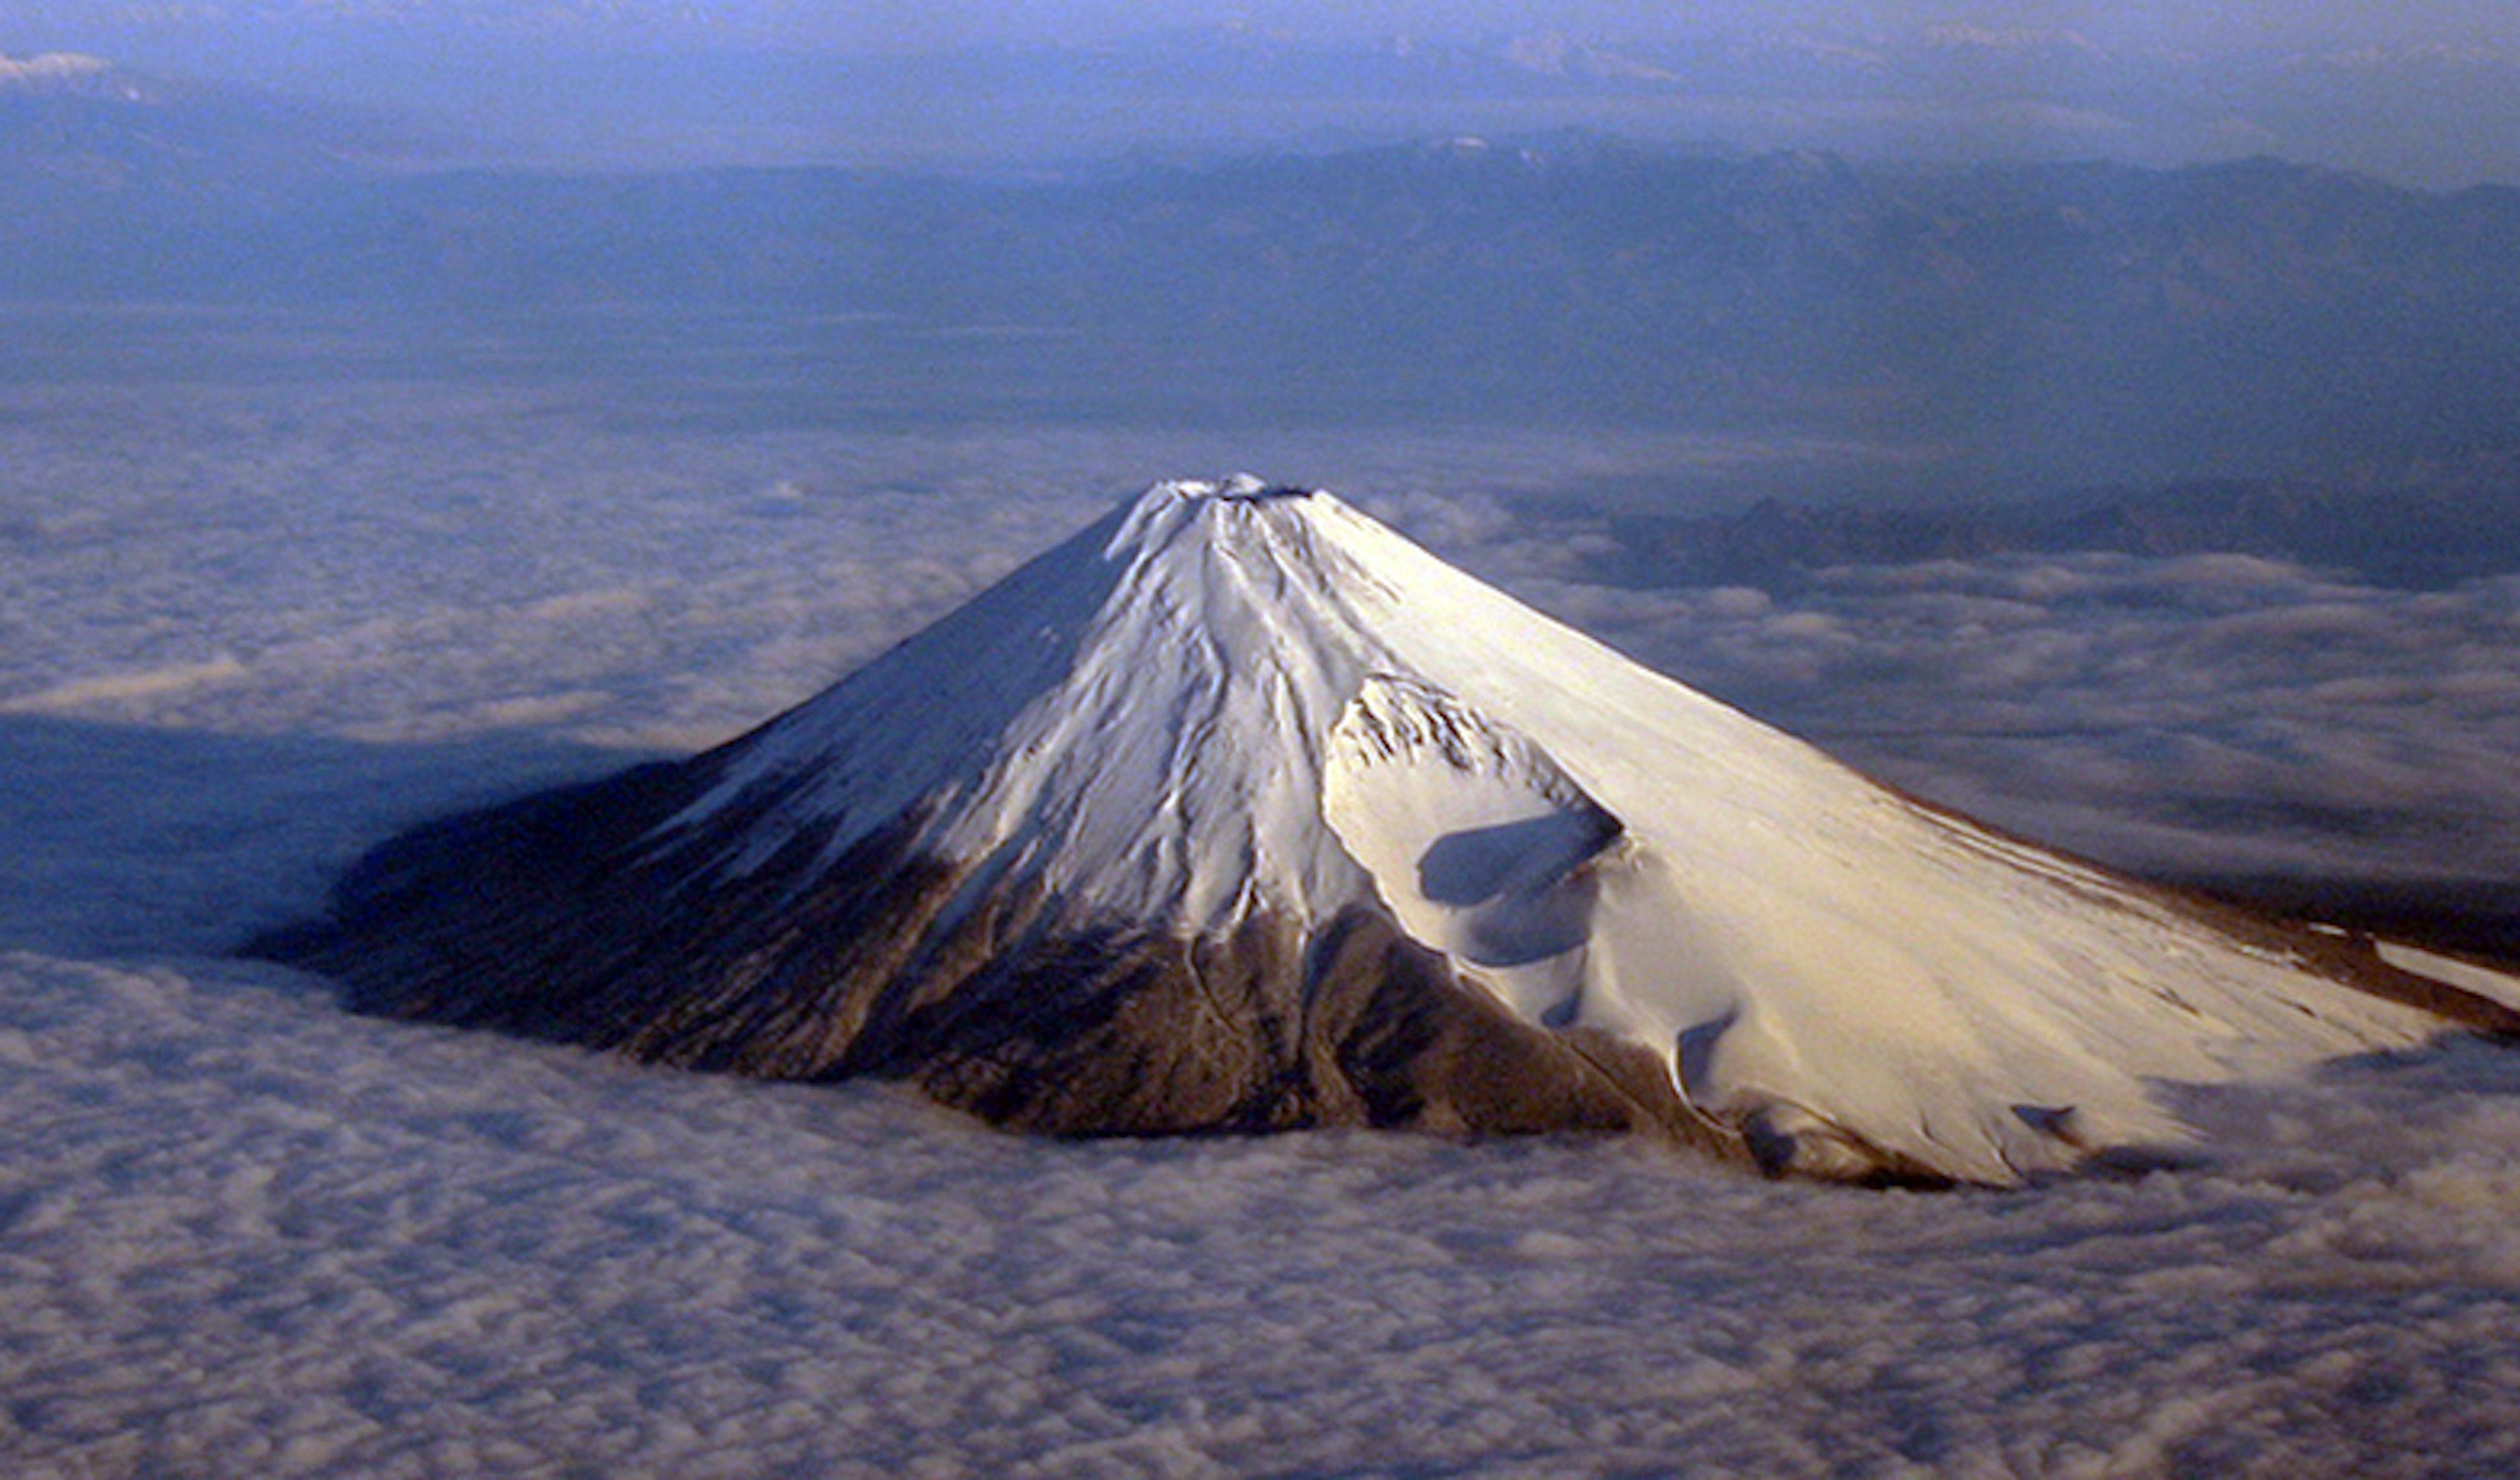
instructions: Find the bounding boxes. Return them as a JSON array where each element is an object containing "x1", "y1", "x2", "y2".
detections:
[{"x1": 9, "y1": 136, "x2": 2513, "y2": 479}]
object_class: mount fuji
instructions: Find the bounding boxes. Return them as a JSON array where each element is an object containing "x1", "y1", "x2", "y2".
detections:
[{"x1": 257, "y1": 477, "x2": 2520, "y2": 1185}]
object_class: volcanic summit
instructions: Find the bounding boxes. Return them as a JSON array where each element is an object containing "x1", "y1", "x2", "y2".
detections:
[{"x1": 257, "y1": 476, "x2": 2520, "y2": 1184}]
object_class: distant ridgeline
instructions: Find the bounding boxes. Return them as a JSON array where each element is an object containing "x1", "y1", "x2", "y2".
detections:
[
  {"x1": 1589, "y1": 473, "x2": 2520, "y2": 592},
  {"x1": 4, "y1": 103, "x2": 2518, "y2": 474}
]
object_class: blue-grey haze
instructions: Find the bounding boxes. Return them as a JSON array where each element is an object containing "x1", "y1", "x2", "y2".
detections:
[{"x1": 7, "y1": 2, "x2": 2520, "y2": 182}]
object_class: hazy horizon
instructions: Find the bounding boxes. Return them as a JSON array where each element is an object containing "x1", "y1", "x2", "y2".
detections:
[{"x1": 7, "y1": 1, "x2": 2520, "y2": 184}]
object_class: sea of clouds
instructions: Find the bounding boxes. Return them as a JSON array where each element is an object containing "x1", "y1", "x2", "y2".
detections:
[
  {"x1": 8, "y1": 370, "x2": 2520, "y2": 1476},
  {"x1": 1517, "y1": 549, "x2": 2520, "y2": 884}
]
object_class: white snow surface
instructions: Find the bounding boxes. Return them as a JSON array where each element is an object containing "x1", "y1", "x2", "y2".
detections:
[
  {"x1": 686, "y1": 478, "x2": 2462, "y2": 1184},
  {"x1": 2376, "y1": 941, "x2": 2520, "y2": 1012}
]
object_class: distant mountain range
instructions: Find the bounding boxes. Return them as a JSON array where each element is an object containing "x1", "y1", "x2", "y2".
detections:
[
  {"x1": 6, "y1": 57, "x2": 2518, "y2": 481},
  {"x1": 29, "y1": 22, "x2": 2520, "y2": 183},
  {"x1": 1587, "y1": 472, "x2": 2520, "y2": 591},
  {"x1": 0, "y1": 52, "x2": 437, "y2": 209}
]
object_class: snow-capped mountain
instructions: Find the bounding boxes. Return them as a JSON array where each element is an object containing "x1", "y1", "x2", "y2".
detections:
[{"x1": 258, "y1": 478, "x2": 2520, "y2": 1185}]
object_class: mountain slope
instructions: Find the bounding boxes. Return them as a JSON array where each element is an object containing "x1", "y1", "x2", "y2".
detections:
[{"x1": 255, "y1": 478, "x2": 2520, "y2": 1184}]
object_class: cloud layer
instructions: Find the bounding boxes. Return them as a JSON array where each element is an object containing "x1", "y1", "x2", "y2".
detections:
[
  {"x1": 7, "y1": 329, "x2": 2520, "y2": 1475},
  {"x1": 8, "y1": 356, "x2": 2516, "y2": 888},
  {"x1": 6, "y1": 949, "x2": 2520, "y2": 1477},
  {"x1": 1515, "y1": 550, "x2": 2520, "y2": 882}
]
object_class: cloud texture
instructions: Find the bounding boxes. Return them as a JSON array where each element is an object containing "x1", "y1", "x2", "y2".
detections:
[
  {"x1": 6, "y1": 947, "x2": 2520, "y2": 1477},
  {"x1": 1509, "y1": 550, "x2": 2520, "y2": 882},
  {"x1": 7, "y1": 346, "x2": 2520, "y2": 1476}
]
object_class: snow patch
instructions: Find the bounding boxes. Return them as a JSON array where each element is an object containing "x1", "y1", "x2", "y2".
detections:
[{"x1": 2379, "y1": 940, "x2": 2520, "y2": 1012}]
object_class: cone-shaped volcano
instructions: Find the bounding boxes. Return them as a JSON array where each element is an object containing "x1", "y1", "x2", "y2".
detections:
[{"x1": 257, "y1": 477, "x2": 2520, "y2": 1184}]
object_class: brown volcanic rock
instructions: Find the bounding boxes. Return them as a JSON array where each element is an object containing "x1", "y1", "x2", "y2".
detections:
[{"x1": 254, "y1": 753, "x2": 1742, "y2": 1162}]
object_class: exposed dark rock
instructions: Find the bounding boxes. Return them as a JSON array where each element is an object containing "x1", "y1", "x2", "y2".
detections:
[{"x1": 250, "y1": 760, "x2": 1747, "y2": 1165}]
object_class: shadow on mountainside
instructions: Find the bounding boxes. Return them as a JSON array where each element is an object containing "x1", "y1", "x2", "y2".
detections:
[{"x1": 5, "y1": 709, "x2": 2516, "y2": 997}]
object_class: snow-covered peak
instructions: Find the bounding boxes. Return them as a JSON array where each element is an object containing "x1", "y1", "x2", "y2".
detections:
[
  {"x1": 940, "y1": 478, "x2": 1402, "y2": 926},
  {"x1": 686, "y1": 477, "x2": 1402, "y2": 925},
  {"x1": 663, "y1": 476, "x2": 2510, "y2": 1183},
  {"x1": 1165, "y1": 471, "x2": 1290, "y2": 501}
]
